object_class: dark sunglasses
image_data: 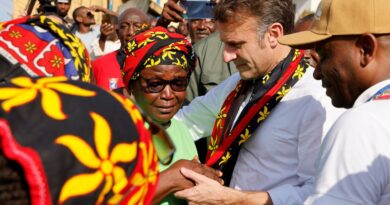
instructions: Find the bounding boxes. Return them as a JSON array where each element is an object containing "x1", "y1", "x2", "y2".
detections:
[{"x1": 140, "y1": 76, "x2": 189, "y2": 93}]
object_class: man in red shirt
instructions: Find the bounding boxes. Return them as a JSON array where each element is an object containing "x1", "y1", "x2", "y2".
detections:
[{"x1": 92, "y1": 8, "x2": 149, "y2": 90}]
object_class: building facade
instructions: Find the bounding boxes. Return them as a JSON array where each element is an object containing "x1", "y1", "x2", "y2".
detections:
[{"x1": 11, "y1": 0, "x2": 167, "y2": 22}]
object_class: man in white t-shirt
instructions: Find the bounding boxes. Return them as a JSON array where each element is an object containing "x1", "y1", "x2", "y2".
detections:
[
  {"x1": 279, "y1": 0, "x2": 390, "y2": 204},
  {"x1": 72, "y1": 6, "x2": 100, "y2": 54}
]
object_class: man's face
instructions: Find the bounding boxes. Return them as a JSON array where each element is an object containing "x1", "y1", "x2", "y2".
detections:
[
  {"x1": 79, "y1": 8, "x2": 95, "y2": 26},
  {"x1": 219, "y1": 16, "x2": 272, "y2": 80},
  {"x1": 314, "y1": 36, "x2": 362, "y2": 108},
  {"x1": 56, "y1": 2, "x2": 71, "y2": 17},
  {"x1": 188, "y1": 19, "x2": 215, "y2": 43},
  {"x1": 118, "y1": 13, "x2": 148, "y2": 46}
]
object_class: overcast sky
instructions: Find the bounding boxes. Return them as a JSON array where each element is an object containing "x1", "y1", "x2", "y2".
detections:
[{"x1": 0, "y1": 0, "x2": 13, "y2": 21}]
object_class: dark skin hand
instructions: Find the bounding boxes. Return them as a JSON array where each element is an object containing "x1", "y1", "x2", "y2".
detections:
[
  {"x1": 157, "y1": 0, "x2": 219, "y2": 27},
  {"x1": 151, "y1": 158, "x2": 223, "y2": 205},
  {"x1": 157, "y1": 0, "x2": 186, "y2": 27},
  {"x1": 99, "y1": 23, "x2": 116, "y2": 51}
]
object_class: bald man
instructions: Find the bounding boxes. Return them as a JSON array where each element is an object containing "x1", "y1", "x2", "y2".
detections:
[{"x1": 92, "y1": 8, "x2": 149, "y2": 90}]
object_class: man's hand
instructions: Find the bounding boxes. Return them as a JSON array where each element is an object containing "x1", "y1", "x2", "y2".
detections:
[
  {"x1": 157, "y1": 0, "x2": 186, "y2": 27},
  {"x1": 175, "y1": 168, "x2": 273, "y2": 205},
  {"x1": 151, "y1": 158, "x2": 223, "y2": 204},
  {"x1": 166, "y1": 158, "x2": 223, "y2": 192},
  {"x1": 89, "y1": 5, "x2": 117, "y2": 16},
  {"x1": 174, "y1": 167, "x2": 228, "y2": 204},
  {"x1": 100, "y1": 23, "x2": 115, "y2": 37}
]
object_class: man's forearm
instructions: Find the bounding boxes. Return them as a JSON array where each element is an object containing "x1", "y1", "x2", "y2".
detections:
[{"x1": 223, "y1": 189, "x2": 273, "y2": 205}]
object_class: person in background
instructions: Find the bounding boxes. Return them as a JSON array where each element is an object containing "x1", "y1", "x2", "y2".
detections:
[
  {"x1": 0, "y1": 76, "x2": 159, "y2": 204},
  {"x1": 90, "y1": 14, "x2": 121, "y2": 59},
  {"x1": 122, "y1": 26, "x2": 223, "y2": 205},
  {"x1": 177, "y1": 20, "x2": 189, "y2": 38},
  {"x1": 0, "y1": 15, "x2": 91, "y2": 83},
  {"x1": 188, "y1": 18, "x2": 216, "y2": 44},
  {"x1": 173, "y1": 0, "x2": 343, "y2": 204},
  {"x1": 279, "y1": 0, "x2": 390, "y2": 204},
  {"x1": 72, "y1": 6, "x2": 100, "y2": 55},
  {"x1": 55, "y1": 0, "x2": 74, "y2": 29},
  {"x1": 293, "y1": 13, "x2": 319, "y2": 68},
  {"x1": 149, "y1": 16, "x2": 158, "y2": 28},
  {"x1": 92, "y1": 8, "x2": 149, "y2": 91}
]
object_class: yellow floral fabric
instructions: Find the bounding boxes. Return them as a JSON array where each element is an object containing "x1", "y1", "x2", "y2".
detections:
[{"x1": 0, "y1": 77, "x2": 158, "y2": 204}]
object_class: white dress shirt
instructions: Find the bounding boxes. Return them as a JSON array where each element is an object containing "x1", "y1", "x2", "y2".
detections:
[
  {"x1": 305, "y1": 80, "x2": 390, "y2": 205},
  {"x1": 176, "y1": 67, "x2": 344, "y2": 205}
]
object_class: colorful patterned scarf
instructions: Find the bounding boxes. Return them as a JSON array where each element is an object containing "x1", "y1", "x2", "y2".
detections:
[
  {"x1": 0, "y1": 76, "x2": 158, "y2": 204},
  {"x1": 122, "y1": 26, "x2": 195, "y2": 87},
  {"x1": 206, "y1": 49, "x2": 309, "y2": 185},
  {"x1": 0, "y1": 15, "x2": 91, "y2": 82}
]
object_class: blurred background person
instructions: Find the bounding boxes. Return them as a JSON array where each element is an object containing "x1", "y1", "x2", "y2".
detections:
[
  {"x1": 72, "y1": 6, "x2": 100, "y2": 54},
  {"x1": 55, "y1": 0, "x2": 74, "y2": 29},
  {"x1": 149, "y1": 16, "x2": 158, "y2": 27},
  {"x1": 188, "y1": 18, "x2": 216, "y2": 44},
  {"x1": 177, "y1": 20, "x2": 189, "y2": 38},
  {"x1": 92, "y1": 8, "x2": 149, "y2": 91},
  {"x1": 292, "y1": 13, "x2": 319, "y2": 68},
  {"x1": 90, "y1": 14, "x2": 121, "y2": 59}
]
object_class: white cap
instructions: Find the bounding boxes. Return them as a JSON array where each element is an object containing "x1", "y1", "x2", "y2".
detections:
[{"x1": 57, "y1": 0, "x2": 70, "y2": 3}]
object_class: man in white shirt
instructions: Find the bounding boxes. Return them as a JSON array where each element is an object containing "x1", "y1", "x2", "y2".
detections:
[
  {"x1": 278, "y1": 0, "x2": 390, "y2": 204},
  {"x1": 72, "y1": 6, "x2": 100, "y2": 55},
  {"x1": 172, "y1": 0, "x2": 343, "y2": 204}
]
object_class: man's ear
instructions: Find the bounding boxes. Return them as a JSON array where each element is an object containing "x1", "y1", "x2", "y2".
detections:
[
  {"x1": 268, "y1": 23, "x2": 284, "y2": 48},
  {"x1": 356, "y1": 33, "x2": 377, "y2": 67},
  {"x1": 75, "y1": 15, "x2": 83, "y2": 23}
]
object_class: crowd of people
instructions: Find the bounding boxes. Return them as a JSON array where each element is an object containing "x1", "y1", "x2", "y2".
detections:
[{"x1": 0, "y1": 0, "x2": 390, "y2": 204}]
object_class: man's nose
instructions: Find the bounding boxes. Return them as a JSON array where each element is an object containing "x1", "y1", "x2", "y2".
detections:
[
  {"x1": 223, "y1": 45, "x2": 237, "y2": 63},
  {"x1": 197, "y1": 20, "x2": 207, "y2": 29},
  {"x1": 128, "y1": 25, "x2": 136, "y2": 37}
]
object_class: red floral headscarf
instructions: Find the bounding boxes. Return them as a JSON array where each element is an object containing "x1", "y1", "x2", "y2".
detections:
[
  {"x1": 0, "y1": 15, "x2": 92, "y2": 82},
  {"x1": 122, "y1": 26, "x2": 195, "y2": 87}
]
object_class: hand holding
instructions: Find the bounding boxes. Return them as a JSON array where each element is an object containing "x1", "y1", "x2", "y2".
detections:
[
  {"x1": 157, "y1": 0, "x2": 186, "y2": 27},
  {"x1": 100, "y1": 23, "x2": 115, "y2": 37},
  {"x1": 174, "y1": 167, "x2": 226, "y2": 205}
]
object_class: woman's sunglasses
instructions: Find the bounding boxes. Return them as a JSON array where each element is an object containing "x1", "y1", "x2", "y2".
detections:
[{"x1": 140, "y1": 76, "x2": 189, "y2": 93}]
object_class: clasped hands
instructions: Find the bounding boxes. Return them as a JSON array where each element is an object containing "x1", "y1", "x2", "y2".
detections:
[{"x1": 164, "y1": 157, "x2": 228, "y2": 205}]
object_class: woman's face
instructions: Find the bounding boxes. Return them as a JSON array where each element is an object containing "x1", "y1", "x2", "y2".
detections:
[{"x1": 131, "y1": 65, "x2": 188, "y2": 124}]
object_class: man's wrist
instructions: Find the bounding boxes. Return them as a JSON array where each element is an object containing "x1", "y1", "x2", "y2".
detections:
[{"x1": 224, "y1": 190, "x2": 272, "y2": 205}]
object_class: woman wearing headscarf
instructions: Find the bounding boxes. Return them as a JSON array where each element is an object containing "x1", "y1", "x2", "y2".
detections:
[{"x1": 122, "y1": 26, "x2": 222, "y2": 205}]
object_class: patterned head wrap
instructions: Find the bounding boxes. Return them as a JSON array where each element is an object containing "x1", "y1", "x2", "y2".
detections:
[
  {"x1": 0, "y1": 76, "x2": 158, "y2": 204},
  {"x1": 122, "y1": 26, "x2": 195, "y2": 87},
  {"x1": 0, "y1": 15, "x2": 92, "y2": 82}
]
